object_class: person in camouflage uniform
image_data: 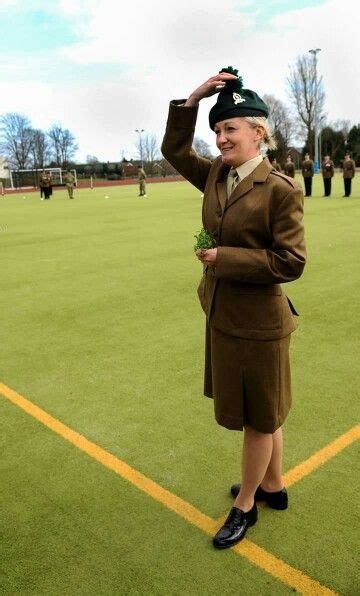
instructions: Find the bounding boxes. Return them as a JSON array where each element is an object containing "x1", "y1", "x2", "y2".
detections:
[
  {"x1": 138, "y1": 166, "x2": 147, "y2": 197},
  {"x1": 64, "y1": 170, "x2": 76, "y2": 199}
]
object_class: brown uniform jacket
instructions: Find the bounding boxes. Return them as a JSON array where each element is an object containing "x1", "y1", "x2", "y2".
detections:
[
  {"x1": 271, "y1": 162, "x2": 281, "y2": 172},
  {"x1": 302, "y1": 159, "x2": 314, "y2": 178},
  {"x1": 39, "y1": 173, "x2": 52, "y2": 188},
  {"x1": 161, "y1": 101, "x2": 306, "y2": 341},
  {"x1": 284, "y1": 162, "x2": 295, "y2": 178},
  {"x1": 322, "y1": 160, "x2": 334, "y2": 178},
  {"x1": 343, "y1": 159, "x2": 355, "y2": 179}
]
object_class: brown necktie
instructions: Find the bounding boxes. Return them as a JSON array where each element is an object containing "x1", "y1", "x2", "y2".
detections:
[{"x1": 228, "y1": 168, "x2": 240, "y2": 197}]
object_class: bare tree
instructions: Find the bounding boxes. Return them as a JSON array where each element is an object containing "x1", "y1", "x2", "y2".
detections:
[
  {"x1": 143, "y1": 134, "x2": 160, "y2": 162},
  {"x1": 135, "y1": 133, "x2": 160, "y2": 164},
  {"x1": 48, "y1": 125, "x2": 62, "y2": 164},
  {"x1": 331, "y1": 119, "x2": 351, "y2": 145},
  {"x1": 86, "y1": 154, "x2": 99, "y2": 164},
  {"x1": 30, "y1": 129, "x2": 50, "y2": 168},
  {"x1": 48, "y1": 124, "x2": 78, "y2": 167},
  {"x1": 0, "y1": 113, "x2": 34, "y2": 168},
  {"x1": 157, "y1": 158, "x2": 179, "y2": 177},
  {"x1": 193, "y1": 137, "x2": 213, "y2": 159},
  {"x1": 263, "y1": 94, "x2": 294, "y2": 162},
  {"x1": 287, "y1": 54, "x2": 325, "y2": 156}
]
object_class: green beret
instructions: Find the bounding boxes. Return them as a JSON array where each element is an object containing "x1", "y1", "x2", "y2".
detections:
[{"x1": 209, "y1": 66, "x2": 269, "y2": 130}]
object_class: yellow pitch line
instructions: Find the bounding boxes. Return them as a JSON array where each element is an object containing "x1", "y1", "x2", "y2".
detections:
[
  {"x1": 0, "y1": 381, "x2": 335, "y2": 595},
  {"x1": 283, "y1": 424, "x2": 360, "y2": 487}
]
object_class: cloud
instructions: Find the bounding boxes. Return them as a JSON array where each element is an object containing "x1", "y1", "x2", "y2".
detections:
[
  {"x1": 0, "y1": 0, "x2": 18, "y2": 6},
  {"x1": 1, "y1": 0, "x2": 359, "y2": 161},
  {"x1": 59, "y1": 0, "x2": 257, "y2": 70}
]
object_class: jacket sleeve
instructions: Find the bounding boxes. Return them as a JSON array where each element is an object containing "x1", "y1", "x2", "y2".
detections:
[
  {"x1": 215, "y1": 187, "x2": 306, "y2": 284},
  {"x1": 161, "y1": 100, "x2": 212, "y2": 192}
]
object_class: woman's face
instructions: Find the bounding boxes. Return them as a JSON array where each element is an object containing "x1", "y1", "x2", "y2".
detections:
[{"x1": 214, "y1": 118, "x2": 263, "y2": 166}]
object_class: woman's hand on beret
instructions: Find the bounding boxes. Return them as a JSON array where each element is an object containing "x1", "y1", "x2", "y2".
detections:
[
  {"x1": 185, "y1": 73, "x2": 238, "y2": 107},
  {"x1": 195, "y1": 248, "x2": 218, "y2": 264}
]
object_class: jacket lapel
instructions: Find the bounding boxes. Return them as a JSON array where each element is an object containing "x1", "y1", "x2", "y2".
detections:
[
  {"x1": 226, "y1": 157, "x2": 272, "y2": 210},
  {"x1": 213, "y1": 159, "x2": 229, "y2": 213},
  {"x1": 216, "y1": 181, "x2": 227, "y2": 212},
  {"x1": 226, "y1": 176, "x2": 254, "y2": 208}
]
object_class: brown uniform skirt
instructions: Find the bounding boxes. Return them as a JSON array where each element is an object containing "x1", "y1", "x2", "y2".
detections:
[{"x1": 204, "y1": 323, "x2": 292, "y2": 433}]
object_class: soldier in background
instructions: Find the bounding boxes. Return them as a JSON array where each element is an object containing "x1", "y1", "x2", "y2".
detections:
[
  {"x1": 39, "y1": 170, "x2": 52, "y2": 200},
  {"x1": 342, "y1": 153, "x2": 356, "y2": 197},
  {"x1": 271, "y1": 158, "x2": 281, "y2": 172},
  {"x1": 48, "y1": 171, "x2": 53, "y2": 198},
  {"x1": 284, "y1": 156, "x2": 295, "y2": 178},
  {"x1": 302, "y1": 153, "x2": 314, "y2": 197},
  {"x1": 321, "y1": 155, "x2": 334, "y2": 197},
  {"x1": 64, "y1": 170, "x2": 76, "y2": 199},
  {"x1": 138, "y1": 166, "x2": 147, "y2": 197},
  {"x1": 39, "y1": 169, "x2": 45, "y2": 198}
]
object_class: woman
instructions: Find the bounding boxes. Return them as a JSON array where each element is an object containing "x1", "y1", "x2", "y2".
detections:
[
  {"x1": 161, "y1": 68, "x2": 306, "y2": 549},
  {"x1": 321, "y1": 155, "x2": 334, "y2": 197}
]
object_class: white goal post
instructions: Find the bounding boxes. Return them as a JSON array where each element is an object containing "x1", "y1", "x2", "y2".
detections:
[
  {"x1": 0, "y1": 156, "x2": 10, "y2": 179},
  {"x1": 9, "y1": 167, "x2": 77, "y2": 190}
]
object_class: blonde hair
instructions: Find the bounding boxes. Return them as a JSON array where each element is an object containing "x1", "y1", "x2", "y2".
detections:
[{"x1": 244, "y1": 116, "x2": 277, "y2": 151}]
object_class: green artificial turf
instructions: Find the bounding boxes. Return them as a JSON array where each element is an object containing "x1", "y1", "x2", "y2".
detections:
[{"x1": 0, "y1": 174, "x2": 359, "y2": 594}]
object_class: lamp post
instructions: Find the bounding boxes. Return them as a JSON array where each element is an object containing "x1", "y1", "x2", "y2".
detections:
[
  {"x1": 135, "y1": 128, "x2": 145, "y2": 168},
  {"x1": 318, "y1": 115, "x2": 326, "y2": 169},
  {"x1": 308, "y1": 48, "x2": 321, "y2": 173}
]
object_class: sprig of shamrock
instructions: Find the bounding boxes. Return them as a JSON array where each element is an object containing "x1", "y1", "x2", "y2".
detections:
[{"x1": 194, "y1": 228, "x2": 216, "y2": 252}]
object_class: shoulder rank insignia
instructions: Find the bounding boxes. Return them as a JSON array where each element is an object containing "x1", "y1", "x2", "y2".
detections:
[{"x1": 233, "y1": 92, "x2": 246, "y2": 104}]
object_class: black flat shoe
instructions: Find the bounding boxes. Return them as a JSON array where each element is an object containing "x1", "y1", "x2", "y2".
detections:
[
  {"x1": 230, "y1": 484, "x2": 288, "y2": 510},
  {"x1": 213, "y1": 503, "x2": 258, "y2": 549}
]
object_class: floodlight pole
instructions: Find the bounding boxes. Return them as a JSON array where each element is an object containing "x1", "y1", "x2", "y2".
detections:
[
  {"x1": 309, "y1": 48, "x2": 321, "y2": 173},
  {"x1": 135, "y1": 128, "x2": 145, "y2": 168}
]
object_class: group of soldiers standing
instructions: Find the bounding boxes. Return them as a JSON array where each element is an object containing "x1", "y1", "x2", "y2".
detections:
[
  {"x1": 39, "y1": 170, "x2": 76, "y2": 200},
  {"x1": 271, "y1": 154, "x2": 356, "y2": 198},
  {"x1": 301, "y1": 153, "x2": 355, "y2": 198}
]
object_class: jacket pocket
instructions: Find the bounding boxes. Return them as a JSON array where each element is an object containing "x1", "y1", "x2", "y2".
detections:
[
  {"x1": 230, "y1": 283, "x2": 282, "y2": 296},
  {"x1": 212, "y1": 293, "x2": 284, "y2": 331}
]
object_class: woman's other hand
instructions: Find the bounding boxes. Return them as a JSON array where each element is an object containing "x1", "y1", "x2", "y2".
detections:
[
  {"x1": 195, "y1": 248, "x2": 218, "y2": 264},
  {"x1": 185, "y1": 72, "x2": 237, "y2": 107}
]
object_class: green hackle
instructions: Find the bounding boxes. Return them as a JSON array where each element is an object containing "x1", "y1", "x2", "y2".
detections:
[{"x1": 219, "y1": 66, "x2": 244, "y2": 94}]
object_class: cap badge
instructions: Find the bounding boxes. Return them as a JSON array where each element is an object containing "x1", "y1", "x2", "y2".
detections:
[{"x1": 233, "y1": 92, "x2": 246, "y2": 105}]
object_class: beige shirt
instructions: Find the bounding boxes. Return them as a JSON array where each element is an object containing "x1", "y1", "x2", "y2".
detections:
[{"x1": 227, "y1": 154, "x2": 263, "y2": 197}]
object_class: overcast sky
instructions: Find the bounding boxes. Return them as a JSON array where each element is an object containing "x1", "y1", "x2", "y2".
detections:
[{"x1": 0, "y1": 0, "x2": 359, "y2": 162}]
